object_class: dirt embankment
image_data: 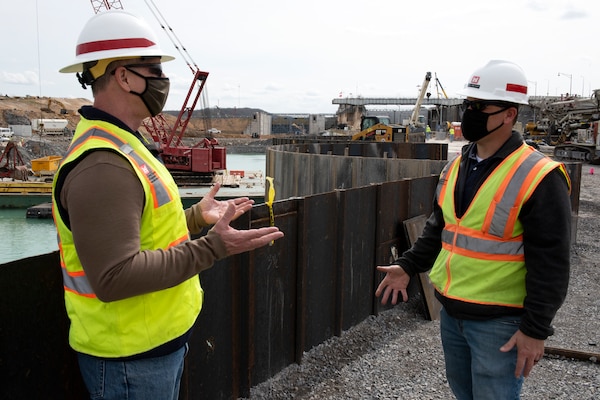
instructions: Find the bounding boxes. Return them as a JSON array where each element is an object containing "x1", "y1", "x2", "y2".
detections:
[
  {"x1": 0, "y1": 95, "x2": 256, "y2": 137},
  {"x1": 0, "y1": 96, "x2": 91, "y2": 131},
  {"x1": 1, "y1": 96, "x2": 270, "y2": 166}
]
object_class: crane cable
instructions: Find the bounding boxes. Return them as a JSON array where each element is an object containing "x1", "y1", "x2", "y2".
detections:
[
  {"x1": 143, "y1": 0, "x2": 210, "y2": 112},
  {"x1": 143, "y1": 0, "x2": 198, "y2": 73}
]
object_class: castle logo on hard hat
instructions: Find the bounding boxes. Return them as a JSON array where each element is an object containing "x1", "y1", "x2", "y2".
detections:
[
  {"x1": 467, "y1": 76, "x2": 480, "y2": 89},
  {"x1": 506, "y1": 83, "x2": 527, "y2": 94}
]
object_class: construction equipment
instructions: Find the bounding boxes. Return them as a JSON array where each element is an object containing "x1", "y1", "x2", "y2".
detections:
[
  {"x1": 434, "y1": 73, "x2": 448, "y2": 99},
  {"x1": 408, "y1": 72, "x2": 432, "y2": 129},
  {"x1": 351, "y1": 115, "x2": 406, "y2": 142},
  {"x1": 0, "y1": 142, "x2": 29, "y2": 180},
  {"x1": 90, "y1": 0, "x2": 226, "y2": 181},
  {"x1": 352, "y1": 72, "x2": 431, "y2": 142},
  {"x1": 526, "y1": 90, "x2": 600, "y2": 164}
]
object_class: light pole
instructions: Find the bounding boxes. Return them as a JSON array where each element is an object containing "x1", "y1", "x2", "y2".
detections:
[
  {"x1": 558, "y1": 72, "x2": 573, "y2": 96},
  {"x1": 528, "y1": 81, "x2": 538, "y2": 123},
  {"x1": 581, "y1": 76, "x2": 585, "y2": 97},
  {"x1": 527, "y1": 80, "x2": 538, "y2": 96}
]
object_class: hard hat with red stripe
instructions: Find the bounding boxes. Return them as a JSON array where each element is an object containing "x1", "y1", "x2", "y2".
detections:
[
  {"x1": 456, "y1": 60, "x2": 529, "y2": 105},
  {"x1": 59, "y1": 10, "x2": 174, "y2": 83}
]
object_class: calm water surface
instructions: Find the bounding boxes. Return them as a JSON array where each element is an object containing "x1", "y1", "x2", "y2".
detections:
[{"x1": 0, "y1": 154, "x2": 266, "y2": 264}]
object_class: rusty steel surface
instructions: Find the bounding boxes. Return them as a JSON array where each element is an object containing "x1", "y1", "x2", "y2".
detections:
[
  {"x1": 0, "y1": 252, "x2": 86, "y2": 400},
  {"x1": 245, "y1": 201, "x2": 299, "y2": 390},
  {"x1": 296, "y1": 192, "x2": 340, "y2": 356},
  {"x1": 267, "y1": 145, "x2": 447, "y2": 200},
  {"x1": 272, "y1": 141, "x2": 448, "y2": 161},
  {"x1": 336, "y1": 185, "x2": 378, "y2": 332},
  {"x1": 373, "y1": 179, "x2": 435, "y2": 316}
]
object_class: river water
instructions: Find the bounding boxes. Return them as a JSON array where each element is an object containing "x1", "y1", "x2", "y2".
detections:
[{"x1": 0, "y1": 154, "x2": 266, "y2": 265}]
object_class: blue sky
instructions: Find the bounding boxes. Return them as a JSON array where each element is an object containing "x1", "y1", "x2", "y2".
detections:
[{"x1": 0, "y1": 0, "x2": 596, "y2": 114}]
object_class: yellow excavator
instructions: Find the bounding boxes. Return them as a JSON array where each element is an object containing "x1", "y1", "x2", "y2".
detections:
[
  {"x1": 352, "y1": 72, "x2": 431, "y2": 142},
  {"x1": 351, "y1": 115, "x2": 405, "y2": 142}
]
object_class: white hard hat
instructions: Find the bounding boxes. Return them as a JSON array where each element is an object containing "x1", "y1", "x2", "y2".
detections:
[
  {"x1": 456, "y1": 60, "x2": 529, "y2": 105},
  {"x1": 59, "y1": 10, "x2": 174, "y2": 79}
]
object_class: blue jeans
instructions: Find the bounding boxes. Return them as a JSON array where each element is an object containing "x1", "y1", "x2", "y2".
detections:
[
  {"x1": 77, "y1": 344, "x2": 187, "y2": 400},
  {"x1": 440, "y1": 308, "x2": 523, "y2": 400}
]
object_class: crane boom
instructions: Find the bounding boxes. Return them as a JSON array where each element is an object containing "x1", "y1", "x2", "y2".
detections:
[
  {"x1": 89, "y1": 0, "x2": 123, "y2": 13},
  {"x1": 409, "y1": 72, "x2": 432, "y2": 126},
  {"x1": 434, "y1": 73, "x2": 448, "y2": 99}
]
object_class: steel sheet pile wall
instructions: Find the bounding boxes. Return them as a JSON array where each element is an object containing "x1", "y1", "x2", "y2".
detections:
[
  {"x1": 181, "y1": 176, "x2": 440, "y2": 399},
  {"x1": 266, "y1": 142, "x2": 448, "y2": 199},
  {"x1": 0, "y1": 177, "x2": 439, "y2": 400},
  {"x1": 1, "y1": 141, "x2": 581, "y2": 400}
]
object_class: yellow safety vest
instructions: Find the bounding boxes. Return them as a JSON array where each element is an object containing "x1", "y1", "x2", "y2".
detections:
[
  {"x1": 429, "y1": 143, "x2": 570, "y2": 308},
  {"x1": 52, "y1": 118, "x2": 202, "y2": 358}
]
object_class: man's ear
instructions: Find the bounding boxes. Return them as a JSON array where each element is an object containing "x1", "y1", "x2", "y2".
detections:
[
  {"x1": 506, "y1": 106, "x2": 518, "y2": 123},
  {"x1": 113, "y1": 66, "x2": 131, "y2": 91}
]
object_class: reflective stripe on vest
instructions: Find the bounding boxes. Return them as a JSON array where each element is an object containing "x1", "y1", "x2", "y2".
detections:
[
  {"x1": 58, "y1": 127, "x2": 177, "y2": 297},
  {"x1": 430, "y1": 143, "x2": 569, "y2": 307},
  {"x1": 440, "y1": 229, "x2": 524, "y2": 260},
  {"x1": 67, "y1": 128, "x2": 172, "y2": 208},
  {"x1": 438, "y1": 145, "x2": 550, "y2": 259},
  {"x1": 487, "y1": 148, "x2": 547, "y2": 238},
  {"x1": 62, "y1": 268, "x2": 95, "y2": 297}
]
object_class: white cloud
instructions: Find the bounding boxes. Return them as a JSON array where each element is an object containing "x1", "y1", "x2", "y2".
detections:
[
  {"x1": 0, "y1": 70, "x2": 39, "y2": 85},
  {"x1": 1, "y1": 0, "x2": 599, "y2": 113}
]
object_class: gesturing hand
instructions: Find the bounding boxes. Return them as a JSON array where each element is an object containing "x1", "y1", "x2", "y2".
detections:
[
  {"x1": 375, "y1": 265, "x2": 411, "y2": 305},
  {"x1": 199, "y1": 183, "x2": 255, "y2": 225},
  {"x1": 212, "y1": 203, "x2": 284, "y2": 255}
]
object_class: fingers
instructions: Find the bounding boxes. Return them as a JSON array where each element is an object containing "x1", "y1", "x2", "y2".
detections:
[
  {"x1": 223, "y1": 227, "x2": 284, "y2": 255},
  {"x1": 213, "y1": 205, "x2": 284, "y2": 255},
  {"x1": 230, "y1": 199, "x2": 254, "y2": 220},
  {"x1": 500, "y1": 336, "x2": 516, "y2": 353},
  {"x1": 375, "y1": 265, "x2": 410, "y2": 305},
  {"x1": 206, "y1": 182, "x2": 221, "y2": 199},
  {"x1": 400, "y1": 288, "x2": 408, "y2": 303},
  {"x1": 231, "y1": 196, "x2": 251, "y2": 206}
]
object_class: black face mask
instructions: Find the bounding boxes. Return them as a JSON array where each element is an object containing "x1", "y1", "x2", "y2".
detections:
[
  {"x1": 461, "y1": 107, "x2": 507, "y2": 142},
  {"x1": 127, "y1": 68, "x2": 170, "y2": 117}
]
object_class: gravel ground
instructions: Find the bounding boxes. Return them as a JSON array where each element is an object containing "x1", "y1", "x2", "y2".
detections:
[{"x1": 246, "y1": 164, "x2": 600, "y2": 399}]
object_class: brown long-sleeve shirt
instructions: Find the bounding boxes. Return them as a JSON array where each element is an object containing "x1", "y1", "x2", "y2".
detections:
[{"x1": 59, "y1": 150, "x2": 227, "y2": 302}]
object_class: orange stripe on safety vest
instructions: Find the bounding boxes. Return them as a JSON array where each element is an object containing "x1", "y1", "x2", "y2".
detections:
[
  {"x1": 64, "y1": 285, "x2": 97, "y2": 299},
  {"x1": 441, "y1": 242, "x2": 525, "y2": 262},
  {"x1": 169, "y1": 233, "x2": 190, "y2": 248},
  {"x1": 481, "y1": 146, "x2": 531, "y2": 236}
]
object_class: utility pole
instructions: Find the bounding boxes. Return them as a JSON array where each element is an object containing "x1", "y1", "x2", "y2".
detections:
[{"x1": 558, "y1": 72, "x2": 573, "y2": 96}]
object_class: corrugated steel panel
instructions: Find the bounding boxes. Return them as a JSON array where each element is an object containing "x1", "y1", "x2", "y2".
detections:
[
  {"x1": 245, "y1": 201, "x2": 299, "y2": 389},
  {"x1": 296, "y1": 192, "x2": 339, "y2": 357},
  {"x1": 0, "y1": 252, "x2": 86, "y2": 400},
  {"x1": 336, "y1": 185, "x2": 378, "y2": 332}
]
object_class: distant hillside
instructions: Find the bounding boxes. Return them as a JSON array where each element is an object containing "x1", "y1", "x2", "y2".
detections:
[
  {"x1": 0, "y1": 96, "x2": 255, "y2": 137},
  {"x1": 163, "y1": 107, "x2": 267, "y2": 119}
]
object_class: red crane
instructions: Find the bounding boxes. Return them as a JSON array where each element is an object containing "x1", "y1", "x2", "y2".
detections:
[{"x1": 89, "y1": 0, "x2": 225, "y2": 182}]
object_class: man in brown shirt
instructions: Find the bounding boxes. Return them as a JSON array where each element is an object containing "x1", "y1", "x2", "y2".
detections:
[{"x1": 54, "y1": 10, "x2": 283, "y2": 399}]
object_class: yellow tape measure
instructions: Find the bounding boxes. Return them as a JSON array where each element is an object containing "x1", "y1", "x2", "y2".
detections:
[{"x1": 265, "y1": 176, "x2": 275, "y2": 245}]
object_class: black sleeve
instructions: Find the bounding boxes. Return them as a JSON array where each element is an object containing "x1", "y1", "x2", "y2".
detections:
[
  {"x1": 519, "y1": 168, "x2": 572, "y2": 339},
  {"x1": 395, "y1": 200, "x2": 444, "y2": 276}
]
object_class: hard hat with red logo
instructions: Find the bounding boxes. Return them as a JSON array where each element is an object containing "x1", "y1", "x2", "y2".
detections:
[
  {"x1": 456, "y1": 60, "x2": 529, "y2": 105},
  {"x1": 59, "y1": 10, "x2": 174, "y2": 86}
]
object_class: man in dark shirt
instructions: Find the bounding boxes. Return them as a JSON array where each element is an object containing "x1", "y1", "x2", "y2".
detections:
[{"x1": 375, "y1": 60, "x2": 571, "y2": 399}]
